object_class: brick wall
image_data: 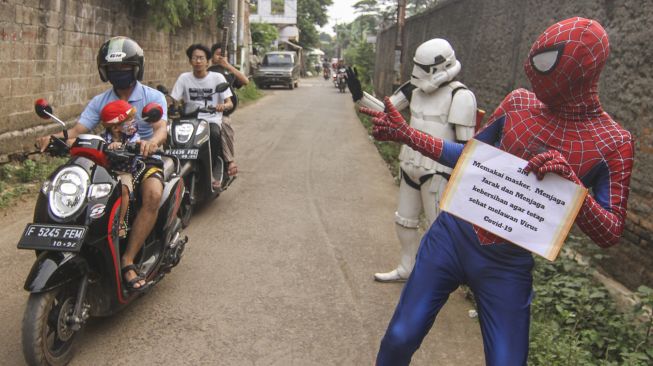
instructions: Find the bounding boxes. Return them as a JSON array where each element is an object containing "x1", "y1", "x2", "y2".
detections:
[
  {"x1": 374, "y1": 0, "x2": 653, "y2": 289},
  {"x1": 0, "y1": 0, "x2": 219, "y2": 154}
]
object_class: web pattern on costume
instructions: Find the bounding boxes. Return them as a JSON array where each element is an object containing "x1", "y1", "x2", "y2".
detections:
[
  {"x1": 472, "y1": 17, "x2": 633, "y2": 247},
  {"x1": 525, "y1": 17, "x2": 610, "y2": 114}
]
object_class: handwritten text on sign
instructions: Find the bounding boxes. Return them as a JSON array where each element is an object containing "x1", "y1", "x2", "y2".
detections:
[{"x1": 440, "y1": 139, "x2": 587, "y2": 261}]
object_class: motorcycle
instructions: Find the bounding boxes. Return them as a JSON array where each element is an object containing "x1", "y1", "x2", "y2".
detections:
[
  {"x1": 18, "y1": 99, "x2": 187, "y2": 366},
  {"x1": 337, "y1": 68, "x2": 347, "y2": 93},
  {"x1": 163, "y1": 83, "x2": 234, "y2": 227},
  {"x1": 323, "y1": 67, "x2": 330, "y2": 80}
]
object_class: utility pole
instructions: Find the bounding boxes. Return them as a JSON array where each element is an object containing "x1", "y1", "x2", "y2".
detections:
[
  {"x1": 334, "y1": 18, "x2": 340, "y2": 60},
  {"x1": 393, "y1": 0, "x2": 407, "y2": 89},
  {"x1": 229, "y1": 0, "x2": 238, "y2": 65}
]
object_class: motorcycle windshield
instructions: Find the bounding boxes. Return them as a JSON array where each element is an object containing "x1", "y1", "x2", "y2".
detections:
[{"x1": 181, "y1": 104, "x2": 200, "y2": 118}]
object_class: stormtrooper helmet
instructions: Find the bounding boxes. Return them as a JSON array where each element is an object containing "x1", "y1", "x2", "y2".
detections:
[{"x1": 410, "y1": 39, "x2": 461, "y2": 93}]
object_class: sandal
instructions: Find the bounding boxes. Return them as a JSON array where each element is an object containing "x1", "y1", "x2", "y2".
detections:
[
  {"x1": 227, "y1": 162, "x2": 238, "y2": 177},
  {"x1": 121, "y1": 264, "x2": 147, "y2": 292}
]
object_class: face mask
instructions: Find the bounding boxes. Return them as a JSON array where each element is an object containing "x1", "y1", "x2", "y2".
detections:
[
  {"x1": 121, "y1": 120, "x2": 137, "y2": 136},
  {"x1": 108, "y1": 70, "x2": 136, "y2": 90}
]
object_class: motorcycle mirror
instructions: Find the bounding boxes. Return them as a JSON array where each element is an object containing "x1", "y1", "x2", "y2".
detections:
[
  {"x1": 142, "y1": 102, "x2": 163, "y2": 123},
  {"x1": 34, "y1": 99, "x2": 53, "y2": 119},
  {"x1": 215, "y1": 82, "x2": 230, "y2": 93}
]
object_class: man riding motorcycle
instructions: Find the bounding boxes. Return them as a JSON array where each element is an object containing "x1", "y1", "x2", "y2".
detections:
[
  {"x1": 170, "y1": 43, "x2": 234, "y2": 190},
  {"x1": 36, "y1": 36, "x2": 168, "y2": 291}
]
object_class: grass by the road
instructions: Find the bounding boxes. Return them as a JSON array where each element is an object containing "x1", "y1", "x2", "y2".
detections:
[{"x1": 0, "y1": 156, "x2": 66, "y2": 209}]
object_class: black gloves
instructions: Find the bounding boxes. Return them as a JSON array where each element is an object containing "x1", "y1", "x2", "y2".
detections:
[{"x1": 345, "y1": 66, "x2": 363, "y2": 102}]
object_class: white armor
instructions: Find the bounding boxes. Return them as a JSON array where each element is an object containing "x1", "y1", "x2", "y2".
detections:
[{"x1": 369, "y1": 39, "x2": 478, "y2": 282}]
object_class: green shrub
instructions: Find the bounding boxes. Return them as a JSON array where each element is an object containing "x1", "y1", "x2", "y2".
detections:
[
  {"x1": 529, "y1": 238, "x2": 653, "y2": 365},
  {"x1": 0, "y1": 157, "x2": 66, "y2": 208},
  {"x1": 235, "y1": 82, "x2": 263, "y2": 103}
]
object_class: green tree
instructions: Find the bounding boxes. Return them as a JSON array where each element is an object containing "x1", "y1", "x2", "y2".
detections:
[
  {"x1": 251, "y1": 23, "x2": 279, "y2": 52},
  {"x1": 296, "y1": 0, "x2": 333, "y2": 48},
  {"x1": 406, "y1": 0, "x2": 440, "y2": 17},
  {"x1": 131, "y1": 0, "x2": 224, "y2": 31}
]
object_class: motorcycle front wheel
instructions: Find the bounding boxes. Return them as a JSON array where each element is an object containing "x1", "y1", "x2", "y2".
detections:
[{"x1": 22, "y1": 285, "x2": 81, "y2": 366}]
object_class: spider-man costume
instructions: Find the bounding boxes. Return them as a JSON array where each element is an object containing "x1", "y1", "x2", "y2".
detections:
[{"x1": 362, "y1": 17, "x2": 634, "y2": 366}]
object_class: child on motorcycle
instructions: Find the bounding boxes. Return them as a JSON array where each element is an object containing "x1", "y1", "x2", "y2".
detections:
[{"x1": 100, "y1": 100, "x2": 141, "y2": 239}]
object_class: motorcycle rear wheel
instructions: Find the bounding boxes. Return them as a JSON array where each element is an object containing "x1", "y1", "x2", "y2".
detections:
[{"x1": 22, "y1": 285, "x2": 81, "y2": 366}]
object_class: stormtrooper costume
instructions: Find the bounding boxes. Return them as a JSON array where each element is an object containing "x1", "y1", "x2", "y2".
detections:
[
  {"x1": 363, "y1": 18, "x2": 634, "y2": 365},
  {"x1": 359, "y1": 39, "x2": 477, "y2": 282}
]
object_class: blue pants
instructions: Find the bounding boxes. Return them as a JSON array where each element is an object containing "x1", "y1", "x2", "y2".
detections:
[{"x1": 376, "y1": 213, "x2": 534, "y2": 366}]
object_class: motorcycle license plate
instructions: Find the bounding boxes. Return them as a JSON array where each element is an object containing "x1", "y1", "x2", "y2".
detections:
[
  {"x1": 165, "y1": 148, "x2": 199, "y2": 160},
  {"x1": 17, "y1": 224, "x2": 87, "y2": 252}
]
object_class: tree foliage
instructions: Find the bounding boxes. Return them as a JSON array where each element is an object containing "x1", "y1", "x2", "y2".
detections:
[
  {"x1": 132, "y1": 0, "x2": 224, "y2": 31},
  {"x1": 296, "y1": 0, "x2": 333, "y2": 48},
  {"x1": 251, "y1": 23, "x2": 280, "y2": 52}
]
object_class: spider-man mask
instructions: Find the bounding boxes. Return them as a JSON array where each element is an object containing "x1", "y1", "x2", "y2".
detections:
[{"x1": 524, "y1": 17, "x2": 609, "y2": 113}]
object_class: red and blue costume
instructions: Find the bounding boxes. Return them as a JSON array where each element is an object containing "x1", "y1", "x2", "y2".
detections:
[{"x1": 362, "y1": 17, "x2": 634, "y2": 365}]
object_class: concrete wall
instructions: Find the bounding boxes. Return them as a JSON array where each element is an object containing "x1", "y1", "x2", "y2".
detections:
[
  {"x1": 0, "y1": 0, "x2": 219, "y2": 155},
  {"x1": 374, "y1": 0, "x2": 653, "y2": 289}
]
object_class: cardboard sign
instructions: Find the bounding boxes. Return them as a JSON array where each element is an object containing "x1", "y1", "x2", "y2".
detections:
[{"x1": 440, "y1": 139, "x2": 587, "y2": 261}]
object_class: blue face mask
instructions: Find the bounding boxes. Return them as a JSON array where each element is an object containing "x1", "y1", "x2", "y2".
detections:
[{"x1": 108, "y1": 70, "x2": 136, "y2": 90}]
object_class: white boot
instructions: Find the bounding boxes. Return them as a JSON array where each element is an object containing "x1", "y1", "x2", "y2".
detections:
[
  {"x1": 378, "y1": 222, "x2": 421, "y2": 277},
  {"x1": 374, "y1": 268, "x2": 408, "y2": 282}
]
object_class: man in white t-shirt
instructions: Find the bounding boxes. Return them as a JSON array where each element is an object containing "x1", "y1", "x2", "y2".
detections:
[{"x1": 171, "y1": 44, "x2": 234, "y2": 188}]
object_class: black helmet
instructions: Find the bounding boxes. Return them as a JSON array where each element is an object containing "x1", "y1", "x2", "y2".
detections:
[{"x1": 97, "y1": 36, "x2": 144, "y2": 82}]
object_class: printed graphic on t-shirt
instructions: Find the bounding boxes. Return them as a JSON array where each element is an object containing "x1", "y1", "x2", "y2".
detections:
[{"x1": 189, "y1": 88, "x2": 215, "y2": 103}]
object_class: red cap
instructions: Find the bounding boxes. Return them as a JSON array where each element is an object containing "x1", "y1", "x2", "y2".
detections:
[{"x1": 100, "y1": 100, "x2": 136, "y2": 127}]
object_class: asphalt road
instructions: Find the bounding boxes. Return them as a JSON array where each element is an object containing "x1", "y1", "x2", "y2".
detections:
[{"x1": 0, "y1": 78, "x2": 484, "y2": 365}]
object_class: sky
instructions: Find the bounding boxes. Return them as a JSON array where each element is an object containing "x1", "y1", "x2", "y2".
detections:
[{"x1": 319, "y1": 0, "x2": 359, "y2": 35}]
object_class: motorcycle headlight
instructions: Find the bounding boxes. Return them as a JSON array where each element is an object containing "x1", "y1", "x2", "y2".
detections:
[
  {"x1": 49, "y1": 166, "x2": 89, "y2": 219},
  {"x1": 175, "y1": 123, "x2": 194, "y2": 144},
  {"x1": 88, "y1": 183, "x2": 112, "y2": 200}
]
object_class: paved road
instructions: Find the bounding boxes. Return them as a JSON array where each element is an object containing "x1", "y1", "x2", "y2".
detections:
[{"x1": 0, "y1": 78, "x2": 484, "y2": 365}]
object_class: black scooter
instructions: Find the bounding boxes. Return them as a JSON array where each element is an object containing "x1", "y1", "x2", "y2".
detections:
[
  {"x1": 18, "y1": 100, "x2": 187, "y2": 366},
  {"x1": 163, "y1": 83, "x2": 234, "y2": 227}
]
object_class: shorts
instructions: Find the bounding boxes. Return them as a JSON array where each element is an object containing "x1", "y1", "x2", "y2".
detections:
[
  {"x1": 117, "y1": 172, "x2": 133, "y2": 192},
  {"x1": 135, "y1": 164, "x2": 164, "y2": 185}
]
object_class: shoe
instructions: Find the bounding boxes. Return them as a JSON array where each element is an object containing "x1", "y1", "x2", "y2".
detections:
[{"x1": 374, "y1": 269, "x2": 408, "y2": 282}]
